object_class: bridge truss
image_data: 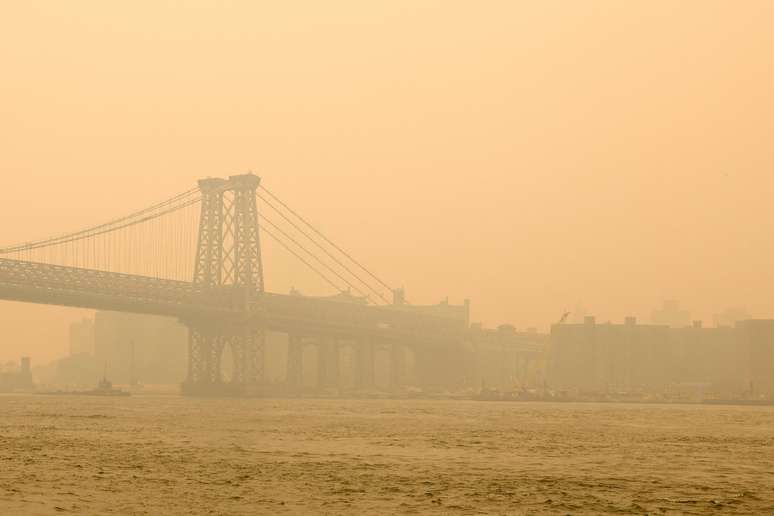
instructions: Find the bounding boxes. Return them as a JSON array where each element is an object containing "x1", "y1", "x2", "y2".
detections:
[{"x1": 0, "y1": 172, "x2": 468, "y2": 395}]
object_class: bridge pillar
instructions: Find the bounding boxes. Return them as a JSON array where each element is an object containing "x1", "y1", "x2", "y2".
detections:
[
  {"x1": 193, "y1": 178, "x2": 227, "y2": 287},
  {"x1": 186, "y1": 327, "x2": 223, "y2": 387},
  {"x1": 286, "y1": 335, "x2": 304, "y2": 391},
  {"x1": 228, "y1": 328, "x2": 264, "y2": 386},
  {"x1": 182, "y1": 324, "x2": 264, "y2": 396},
  {"x1": 354, "y1": 337, "x2": 375, "y2": 390},
  {"x1": 316, "y1": 337, "x2": 340, "y2": 390},
  {"x1": 413, "y1": 346, "x2": 433, "y2": 390},
  {"x1": 183, "y1": 173, "x2": 266, "y2": 396},
  {"x1": 390, "y1": 343, "x2": 406, "y2": 391}
]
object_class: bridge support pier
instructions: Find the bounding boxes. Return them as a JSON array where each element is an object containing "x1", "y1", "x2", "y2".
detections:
[
  {"x1": 286, "y1": 335, "x2": 304, "y2": 391},
  {"x1": 390, "y1": 343, "x2": 406, "y2": 391},
  {"x1": 316, "y1": 337, "x2": 340, "y2": 390},
  {"x1": 354, "y1": 338, "x2": 375, "y2": 390},
  {"x1": 183, "y1": 324, "x2": 265, "y2": 396},
  {"x1": 228, "y1": 328, "x2": 264, "y2": 386},
  {"x1": 187, "y1": 327, "x2": 222, "y2": 388},
  {"x1": 413, "y1": 346, "x2": 433, "y2": 390}
]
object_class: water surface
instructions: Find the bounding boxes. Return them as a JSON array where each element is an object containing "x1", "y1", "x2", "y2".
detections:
[{"x1": 1, "y1": 395, "x2": 773, "y2": 514}]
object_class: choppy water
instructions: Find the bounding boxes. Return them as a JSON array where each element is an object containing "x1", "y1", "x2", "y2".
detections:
[{"x1": 1, "y1": 395, "x2": 773, "y2": 515}]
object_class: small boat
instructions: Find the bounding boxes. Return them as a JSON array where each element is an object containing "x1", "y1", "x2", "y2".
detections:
[
  {"x1": 36, "y1": 377, "x2": 131, "y2": 397},
  {"x1": 83, "y1": 377, "x2": 131, "y2": 396}
]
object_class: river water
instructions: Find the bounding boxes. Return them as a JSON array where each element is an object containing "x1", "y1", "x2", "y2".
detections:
[{"x1": 1, "y1": 395, "x2": 773, "y2": 514}]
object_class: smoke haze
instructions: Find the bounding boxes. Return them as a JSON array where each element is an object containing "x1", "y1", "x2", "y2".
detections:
[{"x1": 2, "y1": 1, "x2": 774, "y2": 362}]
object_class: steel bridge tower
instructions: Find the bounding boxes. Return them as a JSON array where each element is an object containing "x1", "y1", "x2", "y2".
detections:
[{"x1": 183, "y1": 173, "x2": 265, "y2": 395}]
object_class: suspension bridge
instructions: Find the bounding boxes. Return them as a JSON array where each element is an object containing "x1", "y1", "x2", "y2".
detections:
[{"x1": 0, "y1": 173, "x2": 469, "y2": 395}]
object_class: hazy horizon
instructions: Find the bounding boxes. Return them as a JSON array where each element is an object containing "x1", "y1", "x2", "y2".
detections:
[{"x1": 2, "y1": 1, "x2": 774, "y2": 363}]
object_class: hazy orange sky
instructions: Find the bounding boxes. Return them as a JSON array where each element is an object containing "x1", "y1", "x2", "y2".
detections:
[{"x1": 2, "y1": 1, "x2": 774, "y2": 363}]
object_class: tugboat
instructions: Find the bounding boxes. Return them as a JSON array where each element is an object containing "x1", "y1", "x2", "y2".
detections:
[
  {"x1": 83, "y1": 376, "x2": 131, "y2": 397},
  {"x1": 36, "y1": 365, "x2": 131, "y2": 397}
]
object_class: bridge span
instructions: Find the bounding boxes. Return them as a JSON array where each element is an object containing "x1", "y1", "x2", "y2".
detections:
[{"x1": 0, "y1": 173, "x2": 470, "y2": 395}]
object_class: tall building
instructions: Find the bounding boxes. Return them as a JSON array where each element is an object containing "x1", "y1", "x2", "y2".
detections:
[
  {"x1": 736, "y1": 320, "x2": 774, "y2": 396},
  {"x1": 94, "y1": 311, "x2": 187, "y2": 384},
  {"x1": 68, "y1": 317, "x2": 95, "y2": 356}
]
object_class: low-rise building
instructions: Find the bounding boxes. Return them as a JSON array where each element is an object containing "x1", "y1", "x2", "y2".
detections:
[
  {"x1": 0, "y1": 357, "x2": 33, "y2": 392},
  {"x1": 548, "y1": 316, "x2": 774, "y2": 397},
  {"x1": 467, "y1": 324, "x2": 547, "y2": 390},
  {"x1": 736, "y1": 319, "x2": 774, "y2": 395}
]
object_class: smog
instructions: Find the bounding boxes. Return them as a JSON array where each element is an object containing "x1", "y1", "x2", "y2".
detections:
[{"x1": 2, "y1": 2, "x2": 774, "y2": 514}]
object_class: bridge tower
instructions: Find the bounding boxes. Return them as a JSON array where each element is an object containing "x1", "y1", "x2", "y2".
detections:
[{"x1": 183, "y1": 173, "x2": 265, "y2": 396}]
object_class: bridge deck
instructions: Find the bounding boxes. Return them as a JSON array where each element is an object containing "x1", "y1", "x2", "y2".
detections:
[{"x1": 0, "y1": 259, "x2": 466, "y2": 343}]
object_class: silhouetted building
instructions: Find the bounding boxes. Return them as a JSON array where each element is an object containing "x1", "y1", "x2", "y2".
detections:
[
  {"x1": 69, "y1": 317, "x2": 95, "y2": 356},
  {"x1": 549, "y1": 316, "x2": 671, "y2": 392},
  {"x1": 651, "y1": 300, "x2": 691, "y2": 328},
  {"x1": 94, "y1": 311, "x2": 187, "y2": 384},
  {"x1": 736, "y1": 319, "x2": 774, "y2": 396},
  {"x1": 0, "y1": 357, "x2": 33, "y2": 392},
  {"x1": 54, "y1": 352, "x2": 99, "y2": 387},
  {"x1": 468, "y1": 323, "x2": 547, "y2": 390},
  {"x1": 668, "y1": 321, "x2": 743, "y2": 393},
  {"x1": 549, "y1": 316, "x2": 771, "y2": 397},
  {"x1": 713, "y1": 307, "x2": 750, "y2": 328}
]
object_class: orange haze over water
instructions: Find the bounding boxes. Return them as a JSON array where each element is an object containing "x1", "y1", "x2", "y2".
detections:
[{"x1": 1, "y1": 1, "x2": 774, "y2": 363}]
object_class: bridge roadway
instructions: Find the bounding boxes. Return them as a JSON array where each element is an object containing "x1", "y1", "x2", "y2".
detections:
[{"x1": 0, "y1": 258, "x2": 465, "y2": 344}]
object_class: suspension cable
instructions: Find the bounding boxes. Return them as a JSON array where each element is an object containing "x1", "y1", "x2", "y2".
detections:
[
  {"x1": 258, "y1": 185, "x2": 393, "y2": 292},
  {"x1": 258, "y1": 222, "x2": 345, "y2": 294},
  {"x1": 259, "y1": 212, "x2": 376, "y2": 303},
  {"x1": 256, "y1": 190, "x2": 391, "y2": 303},
  {"x1": 0, "y1": 197, "x2": 201, "y2": 254},
  {"x1": 0, "y1": 187, "x2": 200, "y2": 254}
]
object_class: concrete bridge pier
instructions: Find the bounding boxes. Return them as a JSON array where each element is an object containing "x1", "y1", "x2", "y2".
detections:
[
  {"x1": 286, "y1": 334, "x2": 304, "y2": 392},
  {"x1": 354, "y1": 337, "x2": 375, "y2": 390},
  {"x1": 413, "y1": 346, "x2": 436, "y2": 390},
  {"x1": 390, "y1": 343, "x2": 407, "y2": 391},
  {"x1": 316, "y1": 337, "x2": 340, "y2": 391}
]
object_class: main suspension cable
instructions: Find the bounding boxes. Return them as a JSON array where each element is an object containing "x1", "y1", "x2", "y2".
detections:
[
  {"x1": 256, "y1": 189, "x2": 391, "y2": 303},
  {"x1": 260, "y1": 212, "x2": 375, "y2": 303},
  {"x1": 0, "y1": 196, "x2": 201, "y2": 254},
  {"x1": 258, "y1": 185, "x2": 394, "y2": 293},
  {"x1": 0, "y1": 187, "x2": 201, "y2": 254},
  {"x1": 258, "y1": 222, "x2": 344, "y2": 294}
]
